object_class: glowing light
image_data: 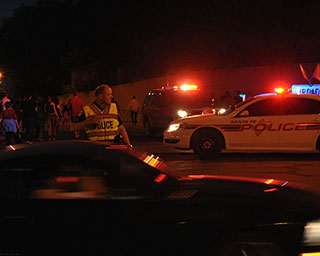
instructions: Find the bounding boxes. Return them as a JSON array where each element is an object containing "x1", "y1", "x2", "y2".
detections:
[
  {"x1": 143, "y1": 154, "x2": 160, "y2": 167},
  {"x1": 9, "y1": 145, "x2": 16, "y2": 151},
  {"x1": 274, "y1": 87, "x2": 285, "y2": 94},
  {"x1": 180, "y1": 84, "x2": 198, "y2": 91},
  {"x1": 264, "y1": 188, "x2": 278, "y2": 193},
  {"x1": 239, "y1": 94, "x2": 246, "y2": 101},
  {"x1": 177, "y1": 110, "x2": 188, "y2": 118},
  {"x1": 264, "y1": 179, "x2": 274, "y2": 184},
  {"x1": 143, "y1": 154, "x2": 154, "y2": 164},
  {"x1": 218, "y1": 108, "x2": 226, "y2": 114},
  {"x1": 299, "y1": 253, "x2": 320, "y2": 256},
  {"x1": 154, "y1": 174, "x2": 167, "y2": 183},
  {"x1": 167, "y1": 123, "x2": 181, "y2": 132}
]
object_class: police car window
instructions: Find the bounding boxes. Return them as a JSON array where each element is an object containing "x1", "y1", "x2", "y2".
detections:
[
  {"x1": 282, "y1": 98, "x2": 320, "y2": 115},
  {"x1": 243, "y1": 99, "x2": 281, "y2": 116}
]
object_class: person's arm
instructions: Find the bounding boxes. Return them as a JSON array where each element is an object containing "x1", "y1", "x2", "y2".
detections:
[
  {"x1": 70, "y1": 114, "x2": 102, "y2": 131},
  {"x1": 52, "y1": 102, "x2": 59, "y2": 118},
  {"x1": 118, "y1": 125, "x2": 131, "y2": 146}
]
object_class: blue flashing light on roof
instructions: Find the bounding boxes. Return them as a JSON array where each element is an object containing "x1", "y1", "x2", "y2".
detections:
[{"x1": 291, "y1": 84, "x2": 320, "y2": 96}]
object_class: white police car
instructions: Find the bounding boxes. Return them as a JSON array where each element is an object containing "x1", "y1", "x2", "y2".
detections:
[{"x1": 163, "y1": 92, "x2": 320, "y2": 159}]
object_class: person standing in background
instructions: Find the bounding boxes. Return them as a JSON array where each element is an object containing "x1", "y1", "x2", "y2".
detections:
[
  {"x1": 22, "y1": 95, "x2": 36, "y2": 144},
  {"x1": 61, "y1": 104, "x2": 71, "y2": 138},
  {"x1": 1, "y1": 92, "x2": 11, "y2": 111},
  {"x1": 46, "y1": 96, "x2": 59, "y2": 141},
  {"x1": 68, "y1": 91, "x2": 84, "y2": 138},
  {"x1": 35, "y1": 96, "x2": 45, "y2": 142},
  {"x1": 0, "y1": 102, "x2": 19, "y2": 145},
  {"x1": 129, "y1": 96, "x2": 139, "y2": 125}
]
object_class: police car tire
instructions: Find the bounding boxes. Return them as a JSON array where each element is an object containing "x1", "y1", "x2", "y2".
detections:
[{"x1": 191, "y1": 129, "x2": 223, "y2": 159}]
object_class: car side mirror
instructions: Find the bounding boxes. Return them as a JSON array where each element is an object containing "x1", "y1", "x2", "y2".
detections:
[{"x1": 239, "y1": 110, "x2": 249, "y2": 117}]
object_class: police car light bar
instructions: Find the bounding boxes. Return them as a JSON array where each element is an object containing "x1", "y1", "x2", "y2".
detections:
[
  {"x1": 180, "y1": 84, "x2": 198, "y2": 91},
  {"x1": 162, "y1": 84, "x2": 198, "y2": 91},
  {"x1": 274, "y1": 87, "x2": 285, "y2": 94},
  {"x1": 291, "y1": 84, "x2": 320, "y2": 96}
]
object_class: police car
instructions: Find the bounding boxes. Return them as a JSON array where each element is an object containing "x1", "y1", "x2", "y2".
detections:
[
  {"x1": 142, "y1": 84, "x2": 214, "y2": 136},
  {"x1": 163, "y1": 91, "x2": 320, "y2": 159}
]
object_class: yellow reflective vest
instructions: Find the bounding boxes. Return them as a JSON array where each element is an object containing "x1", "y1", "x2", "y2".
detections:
[{"x1": 82, "y1": 102, "x2": 119, "y2": 141}]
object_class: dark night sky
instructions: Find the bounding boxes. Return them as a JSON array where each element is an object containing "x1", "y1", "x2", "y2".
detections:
[{"x1": 0, "y1": 0, "x2": 36, "y2": 19}]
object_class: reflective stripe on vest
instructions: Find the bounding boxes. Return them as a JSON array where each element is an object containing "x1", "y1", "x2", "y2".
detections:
[{"x1": 83, "y1": 103, "x2": 119, "y2": 141}]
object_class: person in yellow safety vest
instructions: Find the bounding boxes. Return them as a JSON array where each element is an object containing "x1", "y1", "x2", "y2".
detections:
[{"x1": 70, "y1": 84, "x2": 131, "y2": 146}]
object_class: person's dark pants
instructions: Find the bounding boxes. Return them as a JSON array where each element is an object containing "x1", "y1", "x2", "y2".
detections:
[
  {"x1": 26, "y1": 118, "x2": 35, "y2": 141},
  {"x1": 36, "y1": 119, "x2": 45, "y2": 140},
  {"x1": 131, "y1": 111, "x2": 138, "y2": 125},
  {"x1": 5, "y1": 132, "x2": 16, "y2": 145}
]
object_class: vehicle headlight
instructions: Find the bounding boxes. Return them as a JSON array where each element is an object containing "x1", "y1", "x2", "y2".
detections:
[
  {"x1": 177, "y1": 110, "x2": 188, "y2": 118},
  {"x1": 303, "y1": 219, "x2": 320, "y2": 246},
  {"x1": 218, "y1": 108, "x2": 226, "y2": 115},
  {"x1": 167, "y1": 122, "x2": 188, "y2": 132}
]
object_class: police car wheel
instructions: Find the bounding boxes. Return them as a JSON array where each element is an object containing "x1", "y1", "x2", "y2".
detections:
[{"x1": 191, "y1": 129, "x2": 223, "y2": 159}]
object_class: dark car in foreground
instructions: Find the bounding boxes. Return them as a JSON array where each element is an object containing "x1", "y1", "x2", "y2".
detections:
[{"x1": 1, "y1": 141, "x2": 320, "y2": 256}]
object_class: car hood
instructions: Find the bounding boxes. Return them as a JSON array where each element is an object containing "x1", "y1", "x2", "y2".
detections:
[
  {"x1": 176, "y1": 113, "x2": 229, "y2": 124},
  {"x1": 175, "y1": 174, "x2": 320, "y2": 215}
]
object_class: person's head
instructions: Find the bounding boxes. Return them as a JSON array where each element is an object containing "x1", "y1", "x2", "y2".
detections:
[
  {"x1": 132, "y1": 96, "x2": 136, "y2": 99},
  {"x1": 48, "y1": 96, "x2": 51, "y2": 102},
  {"x1": 95, "y1": 84, "x2": 113, "y2": 106},
  {"x1": 4, "y1": 101, "x2": 12, "y2": 109},
  {"x1": 74, "y1": 91, "x2": 79, "y2": 96}
]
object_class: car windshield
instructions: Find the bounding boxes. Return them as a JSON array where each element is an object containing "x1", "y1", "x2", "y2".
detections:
[
  {"x1": 218, "y1": 97, "x2": 255, "y2": 115},
  {"x1": 167, "y1": 90, "x2": 213, "y2": 106}
]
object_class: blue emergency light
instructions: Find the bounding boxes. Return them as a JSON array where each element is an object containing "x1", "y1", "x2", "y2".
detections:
[{"x1": 291, "y1": 84, "x2": 320, "y2": 96}]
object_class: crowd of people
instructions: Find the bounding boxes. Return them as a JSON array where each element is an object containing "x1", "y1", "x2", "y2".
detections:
[{"x1": 0, "y1": 91, "x2": 84, "y2": 146}]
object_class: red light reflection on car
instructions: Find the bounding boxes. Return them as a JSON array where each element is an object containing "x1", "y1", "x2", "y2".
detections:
[{"x1": 56, "y1": 177, "x2": 80, "y2": 183}]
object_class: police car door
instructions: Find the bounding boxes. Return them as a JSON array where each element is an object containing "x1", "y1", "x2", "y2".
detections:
[
  {"x1": 151, "y1": 91, "x2": 167, "y2": 129},
  {"x1": 277, "y1": 97, "x2": 320, "y2": 150},
  {"x1": 228, "y1": 98, "x2": 280, "y2": 149}
]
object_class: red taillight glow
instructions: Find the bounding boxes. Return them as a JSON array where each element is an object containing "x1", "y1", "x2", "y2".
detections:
[
  {"x1": 56, "y1": 177, "x2": 80, "y2": 183},
  {"x1": 154, "y1": 174, "x2": 167, "y2": 183},
  {"x1": 264, "y1": 188, "x2": 279, "y2": 193}
]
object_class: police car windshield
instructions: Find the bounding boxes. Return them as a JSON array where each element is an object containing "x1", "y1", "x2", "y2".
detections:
[
  {"x1": 167, "y1": 90, "x2": 212, "y2": 106},
  {"x1": 219, "y1": 97, "x2": 255, "y2": 115}
]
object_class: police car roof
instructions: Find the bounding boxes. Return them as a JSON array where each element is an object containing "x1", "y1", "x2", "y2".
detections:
[{"x1": 254, "y1": 92, "x2": 320, "y2": 100}]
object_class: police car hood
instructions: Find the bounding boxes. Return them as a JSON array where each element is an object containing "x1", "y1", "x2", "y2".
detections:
[{"x1": 178, "y1": 113, "x2": 228, "y2": 125}]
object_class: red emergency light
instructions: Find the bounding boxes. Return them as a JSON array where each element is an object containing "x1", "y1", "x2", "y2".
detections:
[
  {"x1": 180, "y1": 84, "x2": 198, "y2": 91},
  {"x1": 162, "y1": 84, "x2": 198, "y2": 91}
]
